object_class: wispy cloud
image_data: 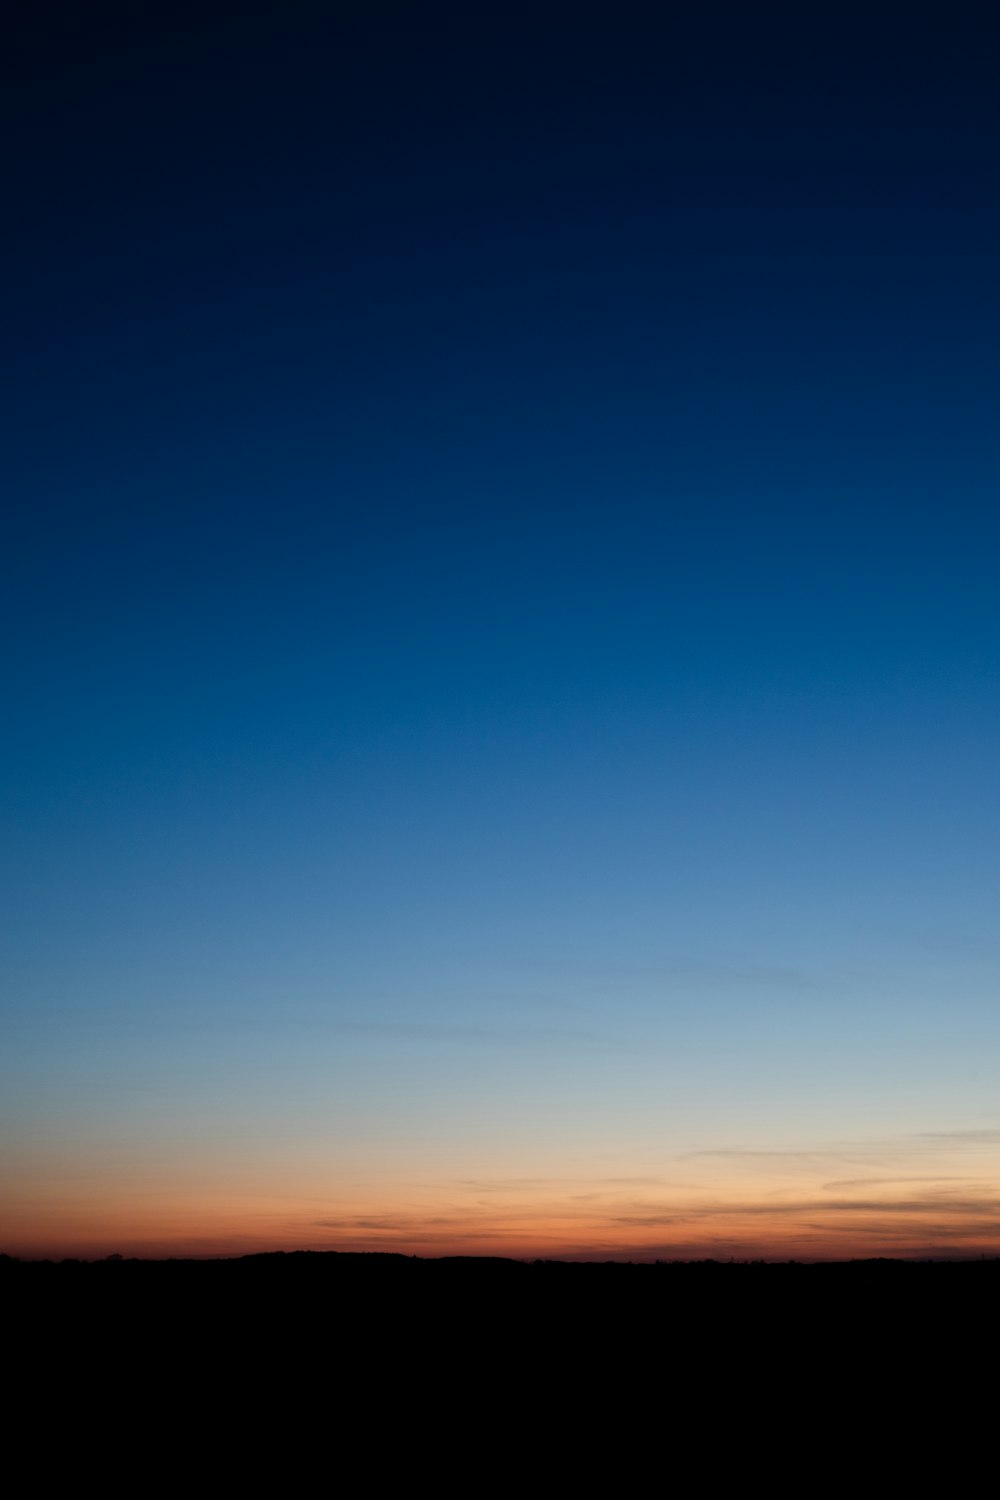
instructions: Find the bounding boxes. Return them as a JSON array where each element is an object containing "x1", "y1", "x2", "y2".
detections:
[
  {"x1": 325, "y1": 1018, "x2": 630, "y2": 1051},
  {"x1": 684, "y1": 1126, "x2": 1000, "y2": 1167},
  {"x1": 682, "y1": 1147, "x2": 861, "y2": 1164},
  {"x1": 916, "y1": 1129, "x2": 1000, "y2": 1144},
  {"x1": 541, "y1": 956, "x2": 828, "y2": 996},
  {"x1": 457, "y1": 1175, "x2": 663, "y2": 1194},
  {"x1": 822, "y1": 1175, "x2": 978, "y2": 1191}
]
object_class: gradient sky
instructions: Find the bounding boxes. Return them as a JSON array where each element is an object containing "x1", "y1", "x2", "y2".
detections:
[{"x1": 3, "y1": 5, "x2": 1000, "y2": 1259}]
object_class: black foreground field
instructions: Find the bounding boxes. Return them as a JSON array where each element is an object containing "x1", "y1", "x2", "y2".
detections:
[
  {"x1": 8, "y1": 1247, "x2": 997, "y2": 1340},
  {"x1": 7, "y1": 1251, "x2": 994, "y2": 1445}
]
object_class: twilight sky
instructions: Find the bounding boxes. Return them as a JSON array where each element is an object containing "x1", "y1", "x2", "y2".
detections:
[{"x1": 3, "y1": 5, "x2": 1000, "y2": 1259}]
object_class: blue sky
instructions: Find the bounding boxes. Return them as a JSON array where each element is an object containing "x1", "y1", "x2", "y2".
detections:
[{"x1": 3, "y1": 5, "x2": 999, "y2": 1257}]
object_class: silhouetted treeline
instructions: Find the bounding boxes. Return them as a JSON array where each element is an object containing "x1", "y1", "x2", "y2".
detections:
[{"x1": 4, "y1": 1248, "x2": 1000, "y2": 1270}]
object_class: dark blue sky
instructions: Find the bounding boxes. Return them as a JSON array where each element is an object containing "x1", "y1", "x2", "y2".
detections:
[{"x1": 4, "y1": 5, "x2": 1000, "y2": 1257}]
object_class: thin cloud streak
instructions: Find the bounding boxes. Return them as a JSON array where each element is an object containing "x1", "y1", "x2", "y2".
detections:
[{"x1": 326, "y1": 1018, "x2": 632, "y2": 1051}]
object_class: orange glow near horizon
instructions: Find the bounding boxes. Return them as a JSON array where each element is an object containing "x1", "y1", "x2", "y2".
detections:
[{"x1": 6, "y1": 1136, "x2": 1000, "y2": 1261}]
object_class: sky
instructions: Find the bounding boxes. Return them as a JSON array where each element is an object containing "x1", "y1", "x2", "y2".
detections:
[{"x1": 3, "y1": 4, "x2": 1000, "y2": 1260}]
